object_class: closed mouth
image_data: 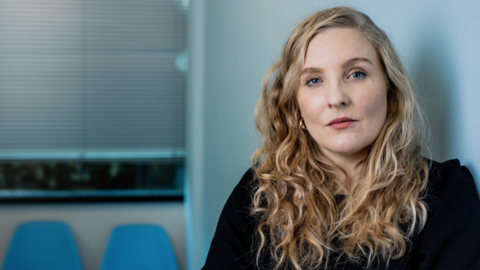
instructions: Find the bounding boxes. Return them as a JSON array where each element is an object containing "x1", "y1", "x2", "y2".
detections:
[{"x1": 327, "y1": 117, "x2": 356, "y2": 126}]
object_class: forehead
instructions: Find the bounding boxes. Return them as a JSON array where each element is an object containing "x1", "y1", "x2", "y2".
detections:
[{"x1": 304, "y1": 28, "x2": 378, "y2": 68}]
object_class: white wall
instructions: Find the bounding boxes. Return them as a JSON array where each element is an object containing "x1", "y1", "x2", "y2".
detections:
[
  {"x1": 0, "y1": 203, "x2": 185, "y2": 270},
  {"x1": 193, "y1": 0, "x2": 480, "y2": 269}
]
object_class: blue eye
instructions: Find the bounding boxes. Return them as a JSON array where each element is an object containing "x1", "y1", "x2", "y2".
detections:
[
  {"x1": 348, "y1": 71, "x2": 366, "y2": 79},
  {"x1": 307, "y1": 78, "x2": 320, "y2": 85}
]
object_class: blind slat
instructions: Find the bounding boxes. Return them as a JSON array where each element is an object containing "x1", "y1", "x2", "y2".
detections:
[{"x1": 0, "y1": 0, "x2": 186, "y2": 158}]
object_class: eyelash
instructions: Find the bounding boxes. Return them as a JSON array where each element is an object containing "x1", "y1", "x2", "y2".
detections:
[
  {"x1": 305, "y1": 77, "x2": 321, "y2": 86},
  {"x1": 304, "y1": 70, "x2": 367, "y2": 86},
  {"x1": 348, "y1": 70, "x2": 367, "y2": 79}
]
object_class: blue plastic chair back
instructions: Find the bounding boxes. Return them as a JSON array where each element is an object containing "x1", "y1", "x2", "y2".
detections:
[
  {"x1": 100, "y1": 224, "x2": 179, "y2": 270},
  {"x1": 2, "y1": 221, "x2": 83, "y2": 270}
]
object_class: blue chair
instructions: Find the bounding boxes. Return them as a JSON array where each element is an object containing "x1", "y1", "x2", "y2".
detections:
[
  {"x1": 2, "y1": 221, "x2": 83, "y2": 270},
  {"x1": 100, "y1": 224, "x2": 179, "y2": 270}
]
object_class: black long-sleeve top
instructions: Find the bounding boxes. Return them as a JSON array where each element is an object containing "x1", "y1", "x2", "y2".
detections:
[{"x1": 202, "y1": 159, "x2": 480, "y2": 269}]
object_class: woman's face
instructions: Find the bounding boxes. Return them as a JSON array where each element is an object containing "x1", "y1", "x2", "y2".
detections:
[{"x1": 297, "y1": 28, "x2": 388, "y2": 165}]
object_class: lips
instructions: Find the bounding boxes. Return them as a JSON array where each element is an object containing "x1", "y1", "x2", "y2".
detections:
[{"x1": 327, "y1": 117, "x2": 357, "y2": 129}]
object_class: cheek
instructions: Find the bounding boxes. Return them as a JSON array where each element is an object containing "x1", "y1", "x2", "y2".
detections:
[
  {"x1": 358, "y1": 90, "x2": 388, "y2": 124},
  {"x1": 297, "y1": 91, "x2": 325, "y2": 119},
  {"x1": 297, "y1": 93, "x2": 314, "y2": 117}
]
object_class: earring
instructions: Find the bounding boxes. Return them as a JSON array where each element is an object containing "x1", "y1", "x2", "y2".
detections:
[{"x1": 299, "y1": 118, "x2": 307, "y2": 130}]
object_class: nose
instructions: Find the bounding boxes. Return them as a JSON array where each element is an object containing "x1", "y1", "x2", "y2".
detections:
[{"x1": 326, "y1": 80, "x2": 349, "y2": 108}]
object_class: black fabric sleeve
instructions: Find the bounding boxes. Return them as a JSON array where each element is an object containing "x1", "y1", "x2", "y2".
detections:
[
  {"x1": 417, "y1": 159, "x2": 480, "y2": 269},
  {"x1": 202, "y1": 168, "x2": 258, "y2": 270}
]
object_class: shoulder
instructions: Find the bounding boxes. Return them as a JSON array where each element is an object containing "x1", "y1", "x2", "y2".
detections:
[
  {"x1": 427, "y1": 158, "x2": 474, "y2": 186},
  {"x1": 416, "y1": 159, "x2": 480, "y2": 269},
  {"x1": 214, "y1": 167, "x2": 257, "y2": 230},
  {"x1": 202, "y1": 168, "x2": 259, "y2": 270},
  {"x1": 225, "y1": 168, "x2": 257, "y2": 211},
  {"x1": 234, "y1": 168, "x2": 256, "y2": 196},
  {"x1": 423, "y1": 158, "x2": 479, "y2": 211}
]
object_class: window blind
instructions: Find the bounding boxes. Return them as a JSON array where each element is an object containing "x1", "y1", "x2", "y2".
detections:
[{"x1": 0, "y1": 0, "x2": 186, "y2": 160}]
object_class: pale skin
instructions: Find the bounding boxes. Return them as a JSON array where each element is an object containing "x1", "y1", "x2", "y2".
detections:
[{"x1": 297, "y1": 28, "x2": 388, "y2": 194}]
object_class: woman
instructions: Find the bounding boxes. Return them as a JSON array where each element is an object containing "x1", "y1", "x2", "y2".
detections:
[{"x1": 203, "y1": 6, "x2": 480, "y2": 270}]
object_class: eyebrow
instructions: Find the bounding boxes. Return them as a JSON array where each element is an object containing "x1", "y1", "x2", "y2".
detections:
[
  {"x1": 300, "y1": 67, "x2": 322, "y2": 76},
  {"x1": 300, "y1": 57, "x2": 373, "y2": 76},
  {"x1": 341, "y1": 57, "x2": 373, "y2": 68}
]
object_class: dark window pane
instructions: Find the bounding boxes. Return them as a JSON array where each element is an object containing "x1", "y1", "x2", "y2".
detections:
[{"x1": 0, "y1": 160, "x2": 184, "y2": 201}]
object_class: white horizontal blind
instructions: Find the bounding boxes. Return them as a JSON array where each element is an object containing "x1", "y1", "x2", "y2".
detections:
[{"x1": 0, "y1": 0, "x2": 186, "y2": 159}]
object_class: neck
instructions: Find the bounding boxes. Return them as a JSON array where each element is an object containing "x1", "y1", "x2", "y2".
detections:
[{"x1": 322, "y1": 148, "x2": 370, "y2": 195}]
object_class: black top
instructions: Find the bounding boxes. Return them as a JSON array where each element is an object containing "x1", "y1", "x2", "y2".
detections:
[{"x1": 202, "y1": 159, "x2": 480, "y2": 269}]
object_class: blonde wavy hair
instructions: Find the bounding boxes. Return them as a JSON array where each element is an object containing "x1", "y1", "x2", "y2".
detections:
[{"x1": 251, "y1": 6, "x2": 429, "y2": 270}]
